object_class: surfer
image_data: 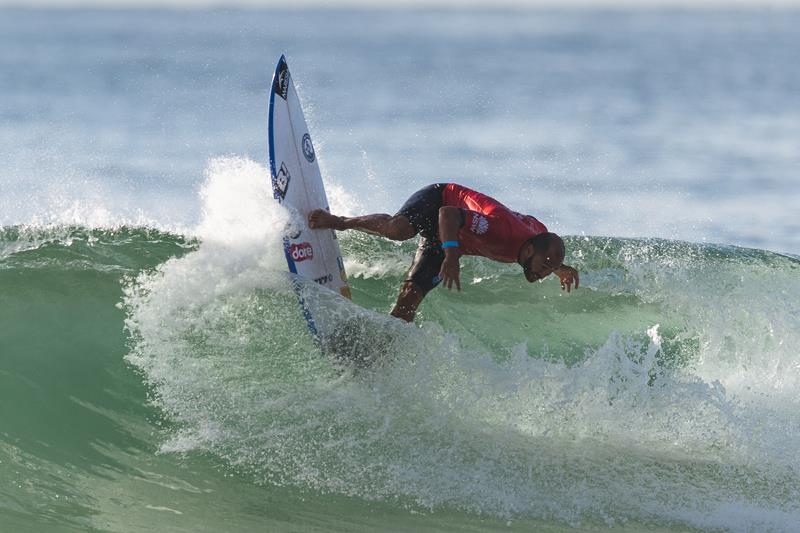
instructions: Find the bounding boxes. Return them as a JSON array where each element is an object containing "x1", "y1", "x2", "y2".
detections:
[{"x1": 308, "y1": 183, "x2": 579, "y2": 322}]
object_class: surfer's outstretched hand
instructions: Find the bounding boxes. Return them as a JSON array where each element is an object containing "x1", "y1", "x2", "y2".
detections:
[
  {"x1": 439, "y1": 254, "x2": 461, "y2": 291},
  {"x1": 555, "y1": 265, "x2": 580, "y2": 293}
]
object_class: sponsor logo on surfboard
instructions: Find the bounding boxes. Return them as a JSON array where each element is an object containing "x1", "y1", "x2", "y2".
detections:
[
  {"x1": 313, "y1": 274, "x2": 333, "y2": 285},
  {"x1": 301, "y1": 133, "x2": 315, "y2": 163},
  {"x1": 273, "y1": 162, "x2": 291, "y2": 200},
  {"x1": 289, "y1": 242, "x2": 314, "y2": 262},
  {"x1": 274, "y1": 61, "x2": 290, "y2": 100}
]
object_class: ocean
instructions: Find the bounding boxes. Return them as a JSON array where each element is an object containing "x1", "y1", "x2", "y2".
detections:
[{"x1": 1, "y1": 7, "x2": 799, "y2": 533}]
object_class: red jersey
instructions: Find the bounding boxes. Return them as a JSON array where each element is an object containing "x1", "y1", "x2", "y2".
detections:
[{"x1": 441, "y1": 183, "x2": 548, "y2": 263}]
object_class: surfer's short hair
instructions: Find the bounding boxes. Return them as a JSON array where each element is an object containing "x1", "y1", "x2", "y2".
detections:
[{"x1": 530, "y1": 232, "x2": 565, "y2": 263}]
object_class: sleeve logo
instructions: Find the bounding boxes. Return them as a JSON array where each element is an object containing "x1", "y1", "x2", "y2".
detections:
[{"x1": 469, "y1": 214, "x2": 489, "y2": 235}]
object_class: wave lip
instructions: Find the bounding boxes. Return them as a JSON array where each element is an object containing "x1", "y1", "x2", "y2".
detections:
[{"x1": 115, "y1": 225, "x2": 800, "y2": 530}]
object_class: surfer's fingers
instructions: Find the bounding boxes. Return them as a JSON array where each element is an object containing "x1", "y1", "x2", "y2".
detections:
[{"x1": 561, "y1": 275, "x2": 575, "y2": 292}]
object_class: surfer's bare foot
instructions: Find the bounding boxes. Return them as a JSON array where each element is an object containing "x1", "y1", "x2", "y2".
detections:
[{"x1": 308, "y1": 209, "x2": 345, "y2": 230}]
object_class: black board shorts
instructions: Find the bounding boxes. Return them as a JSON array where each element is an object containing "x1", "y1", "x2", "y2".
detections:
[{"x1": 395, "y1": 183, "x2": 463, "y2": 295}]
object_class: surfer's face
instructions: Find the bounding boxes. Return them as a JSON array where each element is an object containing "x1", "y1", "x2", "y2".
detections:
[{"x1": 523, "y1": 247, "x2": 562, "y2": 283}]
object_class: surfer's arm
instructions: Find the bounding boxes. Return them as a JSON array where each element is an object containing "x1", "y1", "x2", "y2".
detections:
[
  {"x1": 555, "y1": 265, "x2": 579, "y2": 292},
  {"x1": 438, "y1": 206, "x2": 462, "y2": 291}
]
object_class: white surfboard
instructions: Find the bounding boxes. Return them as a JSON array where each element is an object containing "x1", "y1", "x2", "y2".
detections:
[{"x1": 268, "y1": 55, "x2": 351, "y2": 336}]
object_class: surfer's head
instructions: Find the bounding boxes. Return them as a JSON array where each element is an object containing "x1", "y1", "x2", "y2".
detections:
[{"x1": 521, "y1": 233, "x2": 564, "y2": 282}]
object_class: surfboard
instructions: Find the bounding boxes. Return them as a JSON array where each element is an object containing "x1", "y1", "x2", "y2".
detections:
[{"x1": 268, "y1": 55, "x2": 352, "y2": 337}]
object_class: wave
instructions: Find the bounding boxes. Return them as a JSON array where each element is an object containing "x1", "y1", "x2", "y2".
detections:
[{"x1": 2, "y1": 221, "x2": 799, "y2": 531}]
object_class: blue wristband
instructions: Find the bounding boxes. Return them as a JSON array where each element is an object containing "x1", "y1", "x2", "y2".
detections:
[{"x1": 441, "y1": 240, "x2": 459, "y2": 249}]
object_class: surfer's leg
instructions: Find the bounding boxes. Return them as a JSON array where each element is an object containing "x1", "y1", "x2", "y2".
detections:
[{"x1": 391, "y1": 240, "x2": 444, "y2": 322}]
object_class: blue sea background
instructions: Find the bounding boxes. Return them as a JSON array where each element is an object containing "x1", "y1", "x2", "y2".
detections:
[
  {"x1": 1, "y1": 7, "x2": 799, "y2": 533},
  {"x1": 3, "y1": 8, "x2": 798, "y2": 254}
]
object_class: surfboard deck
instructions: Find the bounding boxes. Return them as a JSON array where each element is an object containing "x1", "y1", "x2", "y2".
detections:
[{"x1": 268, "y1": 55, "x2": 351, "y2": 337}]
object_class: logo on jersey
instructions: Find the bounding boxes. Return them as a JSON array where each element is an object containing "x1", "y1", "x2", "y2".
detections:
[
  {"x1": 289, "y1": 242, "x2": 314, "y2": 262},
  {"x1": 273, "y1": 162, "x2": 291, "y2": 200},
  {"x1": 274, "y1": 61, "x2": 290, "y2": 100},
  {"x1": 470, "y1": 214, "x2": 489, "y2": 235},
  {"x1": 301, "y1": 133, "x2": 315, "y2": 163}
]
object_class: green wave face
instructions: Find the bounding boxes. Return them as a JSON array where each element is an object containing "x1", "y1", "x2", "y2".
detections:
[{"x1": 2, "y1": 225, "x2": 799, "y2": 531}]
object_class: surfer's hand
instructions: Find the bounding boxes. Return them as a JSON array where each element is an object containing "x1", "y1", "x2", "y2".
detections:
[
  {"x1": 439, "y1": 254, "x2": 461, "y2": 291},
  {"x1": 556, "y1": 265, "x2": 579, "y2": 293}
]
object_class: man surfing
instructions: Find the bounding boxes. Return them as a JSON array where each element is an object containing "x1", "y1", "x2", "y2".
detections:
[{"x1": 309, "y1": 183, "x2": 579, "y2": 322}]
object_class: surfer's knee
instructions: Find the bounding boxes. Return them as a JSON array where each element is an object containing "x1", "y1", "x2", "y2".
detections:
[{"x1": 383, "y1": 215, "x2": 416, "y2": 241}]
